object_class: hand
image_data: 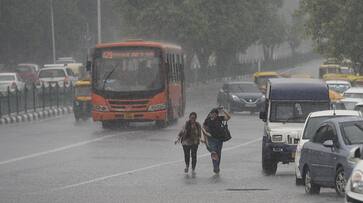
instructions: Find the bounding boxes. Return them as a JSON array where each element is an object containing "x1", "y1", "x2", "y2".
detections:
[{"x1": 174, "y1": 140, "x2": 178, "y2": 145}]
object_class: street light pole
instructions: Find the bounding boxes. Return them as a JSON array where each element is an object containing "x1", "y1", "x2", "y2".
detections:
[
  {"x1": 97, "y1": 0, "x2": 101, "y2": 44},
  {"x1": 50, "y1": 0, "x2": 56, "y2": 63}
]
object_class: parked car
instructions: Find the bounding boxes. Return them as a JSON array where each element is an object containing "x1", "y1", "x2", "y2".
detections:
[
  {"x1": 346, "y1": 158, "x2": 363, "y2": 202},
  {"x1": 0, "y1": 73, "x2": 25, "y2": 94},
  {"x1": 15, "y1": 63, "x2": 39, "y2": 84},
  {"x1": 37, "y1": 66, "x2": 77, "y2": 88},
  {"x1": 299, "y1": 117, "x2": 363, "y2": 196},
  {"x1": 295, "y1": 110, "x2": 363, "y2": 185},
  {"x1": 341, "y1": 87, "x2": 363, "y2": 110},
  {"x1": 217, "y1": 81, "x2": 265, "y2": 114},
  {"x1": 326, "y1": 80, "x2": 352, "y2": 95}
]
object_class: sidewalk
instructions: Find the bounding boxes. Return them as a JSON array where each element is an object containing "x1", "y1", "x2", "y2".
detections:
[{"x1": 0, "y1": 106, "x2": 73, "y2": 125}]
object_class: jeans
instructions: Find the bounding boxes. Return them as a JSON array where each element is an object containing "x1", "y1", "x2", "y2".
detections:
[
  {"x1": 206, "y1": 136, "x2": 223, "y2": 171},
  {"x1": 182, "y1": 144, "x2": 198, "y2": 170}
]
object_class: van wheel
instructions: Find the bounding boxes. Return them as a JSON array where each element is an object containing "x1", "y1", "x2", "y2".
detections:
[
  {"x1": 335, "y1": 167, "x2": 346, "y2": 196},
  {"x1": 304, "y1": 167, "x2": 320, "y2": 194},
  {"x1": 295, "y1": 176, "x2": 304, "y2": 186},
  {"x1": 262, "y1": 157, "x2": 277, "y2": 175}
]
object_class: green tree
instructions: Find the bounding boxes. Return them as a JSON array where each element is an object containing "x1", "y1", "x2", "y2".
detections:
[{"x1": 300, "y1": 0, "x2": 363, "y2": 73}]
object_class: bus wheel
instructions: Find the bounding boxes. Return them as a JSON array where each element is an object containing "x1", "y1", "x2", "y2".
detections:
[
  {"x1": 102, "y1": 121, "x2": 113, "y2": 129},
  {"x1": 155, "y1": 120, "x2": 168, "y2": 128}
]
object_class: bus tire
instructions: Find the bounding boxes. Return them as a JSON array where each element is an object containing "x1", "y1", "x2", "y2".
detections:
[
  {"x1": 155, "y1": 120, "x2": 168, "y2": 128},
  {"x1": 102, "y1": 121, "x2": 113, "y2": 129}
]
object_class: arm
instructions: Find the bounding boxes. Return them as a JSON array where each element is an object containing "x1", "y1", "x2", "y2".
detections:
[{"x1": 221, "y1": 109, "x2": 231, "y2": 121}]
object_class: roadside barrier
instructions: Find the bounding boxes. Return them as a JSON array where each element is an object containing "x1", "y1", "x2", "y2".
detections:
[{"x1": 0, "y1": 82, "x2": 74, "y2": 124}]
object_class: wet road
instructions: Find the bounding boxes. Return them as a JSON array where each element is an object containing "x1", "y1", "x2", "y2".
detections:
[{"x1": 0, "y1": 59, "x2": 344, "y2": 203}]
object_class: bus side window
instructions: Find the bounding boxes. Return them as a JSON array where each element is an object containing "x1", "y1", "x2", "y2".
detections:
[
  {"x1": 166, "y1": 54, "x2": 173, "y2": 82},
  {"x1": 172, "y1": 54, "x2": 176, "y2": 83},
  {"x1": 176, "y1": 54, "x2": 180, "y2": 82}
]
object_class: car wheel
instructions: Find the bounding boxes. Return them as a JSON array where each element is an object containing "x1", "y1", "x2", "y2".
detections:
[
  {"x1": 304, "y1": 167, "x2": 320, "y2": 194},
  {"x1": 335, "y1": 167, "x2": 346, "y2": 197}
]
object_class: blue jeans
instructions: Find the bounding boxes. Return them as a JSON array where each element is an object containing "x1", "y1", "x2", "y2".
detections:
[{"x1": 206, "y1": 136, "x2": 223, "y2": 171}]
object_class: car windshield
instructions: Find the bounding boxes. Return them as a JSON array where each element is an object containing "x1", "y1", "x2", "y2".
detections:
[
  {"x1": 303, "y1": 116, "x2": 350, "y2": 139},
  {"x1": 341, "y1": 121, "x2": 363, "y2": 145},
  {"x1": 228, "y1": 83, "x2": 259, "y2": 93},
  {"x1": 75, "y1": 86, "x2": 91, "y2": 97},
  {"x1": 344, "y1": 93, "x2": 363, "y2": 99},
  {"x1": 16, "y1": 65, "x2": 33, "y2": 73},
  {"x1": 270, "y1": 102, "x2": 330, "y2": 123},
  {"x1": 94, "y1": 49, "x2": 162, "y2": 92},
  {"x1": 328, "y1": 84, "x2": 350, "y2": 94},
  {"x1": 0, "y1": 75, "x2": 15, "y2": 81},
  {"x1": 39, "y1": 69, "x2": 66, "y2": 78}
]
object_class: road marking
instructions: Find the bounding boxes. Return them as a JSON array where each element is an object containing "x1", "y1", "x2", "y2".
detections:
[
  {"x1": 52, "y1": 138, "x2": 261, "y2": 191},
  {"x1": 0, "y1": 133, "x2": 120, "y2": 166}
]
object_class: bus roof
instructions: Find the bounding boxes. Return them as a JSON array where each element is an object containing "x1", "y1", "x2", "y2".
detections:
[
  {"x1": 268, "y1": 78, "x2": 329, "y2": 101},
  {"x1": 95, "y1": 40, "x2": 182, "y2": 50}
]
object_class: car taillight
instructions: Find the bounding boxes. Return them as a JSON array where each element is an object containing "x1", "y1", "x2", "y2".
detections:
[{"x1": 64, "y1": 77, "x2": 69, "y2": 85}]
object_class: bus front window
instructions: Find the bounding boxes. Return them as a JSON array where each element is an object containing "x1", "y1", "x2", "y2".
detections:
[{"x1": 94, "y1": 51, "x2": 162, "y2": 92}]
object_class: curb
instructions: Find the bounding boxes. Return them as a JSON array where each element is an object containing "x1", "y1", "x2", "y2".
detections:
[{"x1": 0, "y1": 106, "x2": 73, "y2": 125}]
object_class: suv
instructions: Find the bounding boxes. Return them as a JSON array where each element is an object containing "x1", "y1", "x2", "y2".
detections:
[
  {"x1": 37, "y1": 66, "x2": 77, "y2": 88},
  {"x1": 294, "y1": 110, "x2": 362, "y2": 185},
  {"x1": 259, "y1": 78, "x2": 330, "y2": 175}
]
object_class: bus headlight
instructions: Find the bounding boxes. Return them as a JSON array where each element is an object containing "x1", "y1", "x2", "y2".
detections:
[
  {"x1": 351, "y1": 170, "x2": 363, "y2": 194},
  {"x1": 93, "y1": 104, "x2": 109, "y2": 112},
  {"x1": 148, "y1": 103, "x2": 167, "y2": 112}
]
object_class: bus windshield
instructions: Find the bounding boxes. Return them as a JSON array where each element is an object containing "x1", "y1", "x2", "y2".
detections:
[{"x1": 94, "y1": 49, "x2": 162, "y2": 92}]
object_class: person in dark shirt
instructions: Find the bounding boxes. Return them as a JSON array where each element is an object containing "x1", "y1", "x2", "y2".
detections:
[
  {"x1": 175, "y1": 112, "x2": 202, "y2": 174},
  {"x1": 203, "y1": 107, "x2": 231, "y2": 174}
]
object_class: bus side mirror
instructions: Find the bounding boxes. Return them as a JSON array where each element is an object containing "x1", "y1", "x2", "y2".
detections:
[
  {"x1": 259, "y1": 111, "x2": 267, "y2": 122},
  {"x1": 86, "y1": 61, "x2": 91, "y2": 72}
]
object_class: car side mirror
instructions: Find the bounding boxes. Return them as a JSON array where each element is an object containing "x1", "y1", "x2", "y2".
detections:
[
  {"x1": 259, "y1": 111, "x2": 267, "y2": 122},
  {"x1": 323, "y1": 140, "x2": 334, "y2": 148},
  {"x1": 86, "y1": 61, "x2": 92, "y2": 72}
]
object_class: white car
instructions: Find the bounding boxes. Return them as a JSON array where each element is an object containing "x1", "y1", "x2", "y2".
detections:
[
  {"x1": 346, "y1": 158, "x2": 363, "y2": 202},
  {"x1": 341, "y1": 87, "x2": 363, "y2": 110},
  {"x1": 295, "y1": 110, "x2": 363, "y2": 185},
  {"x1": 326, "y1": 80, "x2": 352, "y2": 95},
  {"x1": 0, "y1": 73, "x2": 25, "y2": 94},
  {"x1": 37, "y1": 66, "x2": 77, "y2": 88}
]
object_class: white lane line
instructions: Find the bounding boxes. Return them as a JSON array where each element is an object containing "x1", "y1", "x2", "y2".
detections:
[
  {"x1": 52, "y1": 137, "x2": 261, "y2": 192},
  {"x1": 0, "y1": 134, "x2": 119, "y2": 166}
]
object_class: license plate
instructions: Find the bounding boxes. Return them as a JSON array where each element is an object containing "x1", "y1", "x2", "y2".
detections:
[
  {"x1": 124, "y1": 113, "x2": 134, "y2": 119},
  {"x1": 291, "y1": 152, "x2": 295, "y2": 159},
  {"x1": 245, "y1": 103, "x2": 256, "y2": 107}
]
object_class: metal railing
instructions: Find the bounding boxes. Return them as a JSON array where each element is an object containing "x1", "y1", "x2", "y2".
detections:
[{"x1": 0, "y1": 83, "x2": 74, "y2": 118}]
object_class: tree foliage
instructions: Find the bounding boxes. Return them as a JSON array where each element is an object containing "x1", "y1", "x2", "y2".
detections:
[
  {"x1": 300, "y1": 0, "x2": 363, "y2": 70},
  {"x1": 113, "y1": 0, "x2": 286, "y2": 73}
]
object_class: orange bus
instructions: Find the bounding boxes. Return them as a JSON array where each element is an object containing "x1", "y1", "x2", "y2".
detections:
[{"x1": 88, "y1": 40, "x2": 185, "y2": 128}]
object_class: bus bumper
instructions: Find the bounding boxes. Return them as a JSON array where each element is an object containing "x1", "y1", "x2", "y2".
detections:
[{"x1": 92, "y1": 110, "x2": 167, "y2": 122}]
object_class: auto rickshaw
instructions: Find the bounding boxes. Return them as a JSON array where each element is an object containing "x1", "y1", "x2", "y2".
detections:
[
  {"x1": 319, "y1": 64, "x2": 341, "y2": 78},
  {"x1": 73, "y1": 80, "x2": 92, "y2": 121},
  {"x1": 351, "y1": 76, "x2": 363, "y2": 87},
  {"x1": 253, "y1": 71, "x2": 280, "y2": 93}
]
